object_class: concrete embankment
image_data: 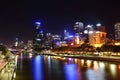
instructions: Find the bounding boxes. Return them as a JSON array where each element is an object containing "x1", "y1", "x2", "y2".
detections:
[
  {"x1": 67, "y1": 55, "x2": 120, "y2": 63},
  {"x1": 42, "y1": 53, "x2": 120, "y2": 63}
]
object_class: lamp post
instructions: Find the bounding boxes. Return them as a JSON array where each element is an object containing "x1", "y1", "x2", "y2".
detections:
[{"x1": 8, "y1": 69, "x2": 10, "y2": 80}]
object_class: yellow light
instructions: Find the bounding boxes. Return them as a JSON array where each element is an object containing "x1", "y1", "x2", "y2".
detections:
[
  {"x1": 94, "y1": 44, "x2": 102, "y2": 47},
  {"x1": 93, "y1": 61, "x2": 98, "y2": 70},
  {"x1": 115, "y1": 42, "x2": 120, "y2": 45},
  {"x1": 110, "y1": 64, "x2": 117, "y2": 77},
  {"x1": 87, "y1": 60, "x2": 91, "y2": 68},
  {"x1": 13, "y1": 72, "x2": 16, "y2": 78}
]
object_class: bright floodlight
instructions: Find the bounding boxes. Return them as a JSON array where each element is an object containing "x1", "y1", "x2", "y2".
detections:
[
  {"x1": 96, "y1": 23, "x2": 101, "y2": 26},
  {"x1": 87, "y1": 25, "x2": 92, "y2": 28},
  {"x1": 89, "y1": 31, "x2": 93, "y2": 34},
  {"x1": 84, "y1": 30, "x2": 88, "y2": 34},
  {"x1": 35, "y1": 22, "x2": 41, "y2": 25},
  {"x1": 36, "y1": 38, "x2": 41, "y2": 41}
]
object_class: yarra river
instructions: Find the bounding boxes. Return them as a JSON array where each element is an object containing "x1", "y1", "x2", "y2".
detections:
[{"x1": 13, "y1": 54, "x2": 120, "y2": 80}]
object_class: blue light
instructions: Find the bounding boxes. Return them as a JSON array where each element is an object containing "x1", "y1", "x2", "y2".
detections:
[
  {"x1": 68, "y1": 35, "x2": 74, "y2": 38},
  {"x1": 15, "y1": 37, "x2": 18, "y2": 41},
  {"x1": 64, "y1": 64, "x2": 79, "y2": 80},
  {"x1": 35, "y1": 22, "x2": 41, "y2": 25},
  {"x1": 32, "y1": 56, "x2": 43, "y2": 80},
  {"x1": 39, "y1": 30, "x2": 43, "y2": 33}
]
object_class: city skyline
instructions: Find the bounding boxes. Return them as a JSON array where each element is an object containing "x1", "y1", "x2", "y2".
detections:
[{"x1": 0, "y1": 0, "x2": 120, "y2": 44}]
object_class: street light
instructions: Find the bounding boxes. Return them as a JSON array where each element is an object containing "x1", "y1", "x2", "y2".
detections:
[{"x1": 8, "y1": 69, "x2": 11, "y2": 80}]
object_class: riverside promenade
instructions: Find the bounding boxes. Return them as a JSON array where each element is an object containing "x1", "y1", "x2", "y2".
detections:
[{"x1": 0, "y1": 59, "x2": 15, "y2": 80}]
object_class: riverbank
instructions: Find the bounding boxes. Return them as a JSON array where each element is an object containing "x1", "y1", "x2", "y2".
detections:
[
  {"x1": 0, "y1": 59, "x2": 15, "y2": 80},
  {"x1": 40, "y1": 52, "x2": 120, "y2": 63},
  {"x1": 0, "y1": 60, "x2": 8, "y2": 71}
]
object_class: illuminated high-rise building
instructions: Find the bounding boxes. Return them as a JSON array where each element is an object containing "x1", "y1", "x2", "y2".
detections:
[
  {"x1": 89, "y1": 31, "x2": 107, "y2": 47},
  {"x1": 52, "y1": 35, "x2": 62, "y2": 48},
  {"x1": 64, "y1": 29, "x2": 69, "y2": 40},
  {"x1": 33, "y1": 21, "x2": 45, "y2": 48},
  {"x1": 35, "y1": 22, "x2": 41, "y2": 34},
  {"x1": 74, "y1": 22, "x2": 84, "y2": 37},
  {"x1": 45, "y1": 33, "x2": 53, "y2": 49},
  {"x1": 84, "y1": 25, "x2": 93, "y2": 43},
  {"x1": 115, "y1": 23, "x2": 120, "y2": 40}
]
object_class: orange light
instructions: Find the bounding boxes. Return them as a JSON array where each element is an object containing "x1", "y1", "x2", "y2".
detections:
[{"x1": 75, "y1": 36, "x2": 79, "y2": 44}]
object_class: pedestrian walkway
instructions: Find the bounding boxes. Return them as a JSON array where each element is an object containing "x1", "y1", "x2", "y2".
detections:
[
  {"x1": 0, "y1": 60, "x2": 15, "y2": 80},
  {"x1": 0, "y1": 59, "x2": 8, "y2": 71}
]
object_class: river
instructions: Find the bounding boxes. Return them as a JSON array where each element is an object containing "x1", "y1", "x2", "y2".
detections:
[{"x1": 13, "y1": 54, "x2": 120, "y2": 80}]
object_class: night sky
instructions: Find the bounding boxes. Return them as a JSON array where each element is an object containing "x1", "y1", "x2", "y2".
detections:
[{"x1": 0, "y1": 0, "x2": 120, "y2": 44}]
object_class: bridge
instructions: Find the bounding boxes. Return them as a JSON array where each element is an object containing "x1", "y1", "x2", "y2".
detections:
[{"x1": 8, "y1": 48, "x2": 23, "y2": 55}]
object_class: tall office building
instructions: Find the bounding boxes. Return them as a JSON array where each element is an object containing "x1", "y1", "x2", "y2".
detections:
[
  {"x1": 74, "y1": 22, "x2": 84, "y2": 37},
  {"x1": 33, "y1": 22, "x2": 45, "y2": 48},
  {"x1": 115, "y1": 23, "x2": 120, "y2": 40},
  {"x1": 84, "y1": 25, "x2": 93, "y2": 43},
  {"x1": 45, "y1": 33, "x2": 53, "y2": 49}
]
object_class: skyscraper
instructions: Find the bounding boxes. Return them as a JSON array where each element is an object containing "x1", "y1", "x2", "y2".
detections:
[
  {"x1": 115, "y1": 23, "x2": 120, "y2": 40},
  {"x1": 33, "y1": 22, "x2": 45, "y2": 49},
  {"x1": 84, "y1": 25, "x2": 93, "y2": 43},
  {"x1": 74, "y1": 22, "x2": 84, "y2": 36}
]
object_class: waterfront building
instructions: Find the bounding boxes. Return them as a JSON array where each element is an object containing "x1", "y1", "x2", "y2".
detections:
[
  {"x1": 52, "y1": 35, "x2": 62, "y2": 48},
  {"x1": 115, "y1": 23, "x2": 120, "y2": 40},
  {"x1": 89, "y1": 31, "x2": 107, "y2": 47},
  {"x1": 74, "y1": 22, "x2": 84, "y2": 38},
  {"x1": 84, "y1": 25, "x2": 93, "y2": 43}
]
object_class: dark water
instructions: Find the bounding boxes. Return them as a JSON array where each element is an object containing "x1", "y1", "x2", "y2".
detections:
[{"x1": 14, "y1": 54, "x2": 120, "y2": 80}]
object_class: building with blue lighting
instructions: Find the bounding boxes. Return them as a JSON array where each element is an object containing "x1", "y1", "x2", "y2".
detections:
[{"x1": 33, "y1": 21, "x2": 45, "y2": 49}]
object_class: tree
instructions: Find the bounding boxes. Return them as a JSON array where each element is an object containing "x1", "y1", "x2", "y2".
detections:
[{"x1": 0, "y1": 45, "x2": 12, "y2": 61}]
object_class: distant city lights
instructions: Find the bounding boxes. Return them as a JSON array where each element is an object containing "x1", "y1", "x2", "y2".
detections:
[
  {"x1": 68, "y1": 35, "x2": 74, "y2": 38},
  {"x1": 96, "y1": 23, "x2": 101, "y2": 26},
  {"x1": 84, "y1": 30, "x2": 88, "y2": 34},
  {"x1": 87, "y1": 25, "x2": 93, "y2": 28},
  {"x1": 89, "y1": 31, "x2": 93, "y2": 34},
  {"x1": 36, "y1": 38, "x2": 41, "y2": 41}
]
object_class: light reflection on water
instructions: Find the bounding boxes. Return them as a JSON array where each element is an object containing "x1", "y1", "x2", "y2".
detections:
[
  {"x1": 64, "y1": 64, "x2": 80, "y2": 80},
  {"x1": 14, "y1": 55, "x2": 120, "y2": 80},
  {"x1": 110, "y1": 64, "x2": 117, "y2": 78},
  {"x1": 32, "y1": 56, "x2": 43, "y2": 80}
]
